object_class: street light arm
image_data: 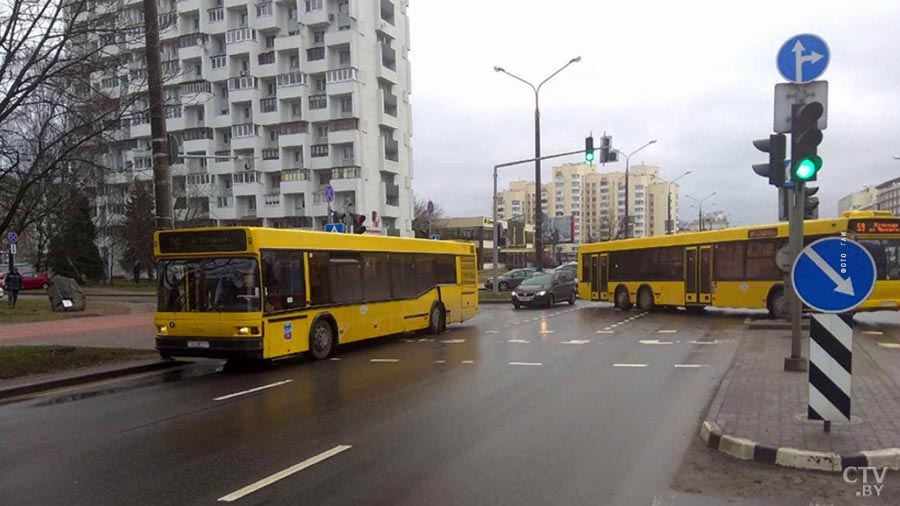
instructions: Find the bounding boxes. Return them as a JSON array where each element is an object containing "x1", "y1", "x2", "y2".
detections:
[
  {"x1": 494, "y1": 67, "x2": 537, "y2": 93},
  {"x1": 537, "y1": 57, "x2": 580, "y2": 93},
  {"x1": 628, "y1": 139, "x2": 657, "y2": 159}
]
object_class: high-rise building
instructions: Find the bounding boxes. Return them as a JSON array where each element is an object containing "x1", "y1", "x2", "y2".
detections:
[
  {"x1": 496, "y1": 180, "x2": 548, "y2": 226},
  {"x1": 875, "y1": 176, "x2": 900, "y2": 216},
  {"x1": 838, "y1": 187, "x2": 877, "y2": 214},
  {"x1": 91, "y1": 0, "x2": 413, "y2": 246}
]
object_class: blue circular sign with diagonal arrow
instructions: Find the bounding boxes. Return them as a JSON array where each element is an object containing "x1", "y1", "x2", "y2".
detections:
[
  {"x1": 777, "y1": 34, "x2": 830, "y2": 84},
  {"x1": 791, "y1": 237, "x2": 877, "y2": 313}
]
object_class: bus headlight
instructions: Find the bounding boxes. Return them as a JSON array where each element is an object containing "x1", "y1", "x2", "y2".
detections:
[
  {"x1": 238, "y1": 326, "x2": 251, "y2": 335},
  {"x1": 157, "y1": 326, "x2": 168, "y2": 335}
]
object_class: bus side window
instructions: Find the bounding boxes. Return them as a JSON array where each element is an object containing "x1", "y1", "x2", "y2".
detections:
[{"x1": 262, "y1": 249, "x2": 306, "y2": 312}]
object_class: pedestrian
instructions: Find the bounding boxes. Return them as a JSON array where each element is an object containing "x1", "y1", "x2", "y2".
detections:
[
  {"x1": 6, "y1": 267, "x2": 22, "y2": 309},
  {"x1": 133, "y1": 260, "x2": 141, "y2": 284}
]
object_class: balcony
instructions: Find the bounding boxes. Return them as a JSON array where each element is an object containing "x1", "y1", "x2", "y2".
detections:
[
  {"x1": 329, "y1": 117, "x2": 359, "y2": 144},
  {"x1": 310, "y1": 144, "x2": 328, "y2": 157},
  {"x1": 278, "y1": 121, "x2": 308, "y2": 147},
  {"x1": 275, "y1": 31, "x2": 304, "y2": 52},
  {"x1": 306, "y1": 46, "x2": 325, "y2": 62},
  {"x1": 263, "y1": 193, "x2": 280, "y2": 206},
  {"x1": 326, "y1": 67, "x2": 358, "y2": 84},
  {"x1": 276, "y1": 71, "x2": 308, "y2": 87},
  {"x1": 207, "y1": 7, "x2": 224, "y2": 23},
  {"x1": 182, "y1": 127, "x2": 213, "y2": 141},
  {"x1": 229, "y1": 76, "x2": 257, "y2": 91},
  {"x1": 231, "y1": 123, "x2": 258, "y2": 138},
  {"x1": 258, "y1": 51, "x2": 275, "y2": 66},
  {"x1": 308, "y1": 94, "x2": 326, "y2": 110},
  {"x1": 180, "y1": 80, "x2": 212, "y2": 104},
  {"x1": 232, "y1": 171, "x2": 263, "y2": 195},
  {"x1": 178, "y1": 33, "x2": 209, "y2": 60},
  {"x1": 261, "y1": 148, "x2": 279, "y2": 160},
  {"x1": 260, "y1": 97, "x2": 278, "y2": 113},
  {"x1": 226, "y1": 27, "x2": 256, "y2": 44}
]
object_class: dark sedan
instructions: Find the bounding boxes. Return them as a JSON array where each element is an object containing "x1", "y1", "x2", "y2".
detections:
[
  {"x1": 484, "y1": 267, "x2": 537, "y2": 291},
  {"x1": 511, "y1": 271, "x2": 577, "y2": 308}
]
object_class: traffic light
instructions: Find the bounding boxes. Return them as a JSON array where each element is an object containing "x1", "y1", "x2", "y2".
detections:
[
  {"x1": 752, "y1": 133, "x2": 786, "y2": 187},
  {"x1": 791, "y1": 102, "x2": 824, "y2": 182},
  {"x1": 599, "y1": 135, "x2": 610, "y2": 163},
  {"x1": 353, "y1": 214, "x2": 366, "y2": 234},
  {"x1": 804, "y1": 186, "x2": 820, "y2": 220},
  {"x1": 167, "y1": 133, "x2": 181, "y2": 165},
  {"x1": 585, "y1": 136, "x2": 595, "y2": 163}
]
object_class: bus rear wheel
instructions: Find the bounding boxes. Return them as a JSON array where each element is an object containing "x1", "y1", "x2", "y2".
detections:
[
  {"x1": 637, "y1": 287, "x2": 655, "y2": 312},
  {"x1": 308, "y1": 319, "x2": 334, "y2": 360},
  {"x1": 614, "y1": 287, "x2": 632, "y2": 311},
  {"x1": 768, "y1": 287, "x2": 787, "y2": 320},
  {"x1": 429, "y1": 303, "x2": 446, "y2": 335}
]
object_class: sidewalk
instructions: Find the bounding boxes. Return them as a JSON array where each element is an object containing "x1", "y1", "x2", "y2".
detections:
[
  {"x1": 703, "y1": 316, "x2": 900, "y2": 469},
  {"x1": 0, "y1": 312, "x2": 155, "y2": 349}
]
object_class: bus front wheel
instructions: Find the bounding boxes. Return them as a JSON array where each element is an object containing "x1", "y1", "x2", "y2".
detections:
[
  {"x1": 429, "y1": 303, "x2": 446, "y2": 335},
  {"x1": 768, "y1": 287, "x2": 787, "y2": 320},
  {"x1": 614, "y1": 287, "x2": 632, "y2": 311},
  {"x1": 308, "y1": 319, "x2": 335, "y2": 360}
]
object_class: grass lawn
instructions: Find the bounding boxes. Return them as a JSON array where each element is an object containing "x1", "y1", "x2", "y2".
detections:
[
  {"x1": 0, "y1": 346, "x2": 153, "y2": 380},
  {"x1": 85, "y1": 278, "x2": 157, "y2": 293},
  {"x1": 479, "y1": 290, "x2": 511, "y2": 302},
  {"x1": 0, "y1": 298, "x2": 130, "y2": 324}
]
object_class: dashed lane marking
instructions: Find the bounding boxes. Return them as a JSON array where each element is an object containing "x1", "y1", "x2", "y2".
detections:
[
  {"x1": 439, "y1": 339, "x2": 466, "y2": 344},
  {"x1": 639, "y1": 339, "x2": 674, "y2": 345},
  {"x1": 507, "y1": 339, "x2": 530, "y2": 344},
  {"x1": 688, "y1": 340, "x2": 719, "y2": 345},
  {"x1": 461, "y1": 360, "x2": 475, "y2": 364},
  {"x1": 561, "y1": 339, "x2": 591, "y2": 345},
  {"x1": 218, "y1": 445, "x2": 352, "y2": 502},
  {"x1": 485, "y1": 330, "x2": 500, "y2": 334},
  {"x1": 675, "y1": 364, "x2": 710, "y2": 368},
  {"x1": 596, "y1": 330, "x2": 614, "y2": 334},
  {"x1": 433, "y1": 360, "x2": 447, "y2": 364},
  {"x1": 509, "y1": 361, "x2": 543, "y2": 366},
  {"x1": 213, "y1": 380, "x2": 294, "y2": 402},
  {"x1": 370, "y1": 359, "x2": 400, "y2": 363},
  {"x1": 614, "y1": 363, "x2": 648, "y2": 368},
  {"x1": 864, "y1": 331, "x2": 885, "y2": 336},
  {"x1": 877, "y1": 343, "x2": 900, "y2": 349},
  {"x1": 329, "y1": 358, "x2": 342, "y2": 362},
  {"x1": 658, "y1": 330, "x2": 678, "y2": 334},
  {"x1": 539, "y1": 330, "x2": 555, "y2": 334}
]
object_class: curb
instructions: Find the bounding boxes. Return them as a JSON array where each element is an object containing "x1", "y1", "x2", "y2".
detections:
[
  {"x1": 478, "y1": 299, "x2": 511, "y2": 305},
  {"x1": 83, "y1": 292, "x2": 156, "y2": 298},
  {"x1": 700, "y1": 421, "x2": 900, "y2": 472},
  {"x1": 0, "y1": 360, "x2": 189, "y2": 402}
]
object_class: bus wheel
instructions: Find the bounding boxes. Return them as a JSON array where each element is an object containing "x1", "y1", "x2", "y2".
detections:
[
  {"x1": 637, "y1": 287, "x2": 655, "y2": 312},
  {"x1": 429, "y1": 303, "x2": 446, "y2": 335},
  {"x1": 768, "y1": 287, "x2": 787, "y2": 320},
  {"x1": 614, "y1": 287, "x2": 632, "y2": 311},
  {"x1": 308, "y1": 319, "x2": 334, "y2": 360}
]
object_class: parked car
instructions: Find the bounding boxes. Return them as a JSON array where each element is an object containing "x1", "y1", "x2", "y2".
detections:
[
  {"x1": 484, "y1": 268, "x2": 537, "y2": 291},
  {"x1": 554, "y1": 261, "x2": 577, "y2": 276},
  {"x1": 0, "y1": 263, "x2": 51, "y2": 290},
  {"x1": 511, "y1": 271, "x2": 577, "y2": 308}
]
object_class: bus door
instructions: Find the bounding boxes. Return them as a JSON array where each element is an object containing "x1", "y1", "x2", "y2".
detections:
[
  {"x1": 685, "y1": 247, "x2": 698, "y2": 304},
  {"x1": 699, "y1": 246, "x2": 712, "y2": 304},
  {"x1": 590, "y1": 254, "x2": 608, "y2": 301}
]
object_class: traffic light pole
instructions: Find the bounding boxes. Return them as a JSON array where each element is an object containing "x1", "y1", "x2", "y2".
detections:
[
  {"x1": 785, "y1": 183, "x2": 808, "y2": 372},
  {"x1": 492, "y1": 147, "x2": 589, "y2": 294}
]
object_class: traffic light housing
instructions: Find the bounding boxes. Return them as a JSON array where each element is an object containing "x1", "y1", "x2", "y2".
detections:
[
  {"x1": 752, "y1": 133, "x2": 786, "y2": 187},
  {"x1": 599, "y1": 135, "x2": 611, "y2": 163},
  {"x1": 585, "y1": 136, "x2": 595, "y2": 163},
  {"x1": 804, "y1": 186, "x2": 820, "y2": 220},
  {"x1": 791, "y1": 102, "x2": 824, "y2": 182},
  {"x1": 353, "y1": 213, "x2": 366, "y2": 234}
]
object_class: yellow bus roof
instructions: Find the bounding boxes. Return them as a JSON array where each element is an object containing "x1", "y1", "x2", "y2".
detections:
[
  {"x1": 155, "y1": 227, "x2": 476, "y2": 257},
  {"x1": 578, "y1": 211, "x2": 897, "y2": 254}
]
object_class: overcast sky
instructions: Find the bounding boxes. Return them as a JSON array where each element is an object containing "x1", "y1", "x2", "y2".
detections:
[{"x1": 406, "y1": 0, "x2": 900, "y2": 226}]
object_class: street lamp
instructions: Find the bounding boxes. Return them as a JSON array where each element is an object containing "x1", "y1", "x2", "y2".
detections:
[
  {"x1": 494, "y1": 56, "x2": 581, "y2": 270},
  {"x1": 664, "y1": 170, "x2": 691, "y2": 235},
  {"x1": 613, "y1": 139, "x2": 657, "y2": 238},
  {"x1": 685, "y1": 192, "x2": 716, "y2": 231}
]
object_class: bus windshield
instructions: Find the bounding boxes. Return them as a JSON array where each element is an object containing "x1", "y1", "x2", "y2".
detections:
[{"x1": 158, "y1": 258, "x2": 261, "y2": 312}]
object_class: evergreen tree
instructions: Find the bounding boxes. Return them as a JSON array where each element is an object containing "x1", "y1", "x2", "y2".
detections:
[
  {"x1": 47, "y1": 192, "x2": 104, "y2": 283},
  {"x1": 120, "y1": 181, "x2": 156, "y2": 276}
]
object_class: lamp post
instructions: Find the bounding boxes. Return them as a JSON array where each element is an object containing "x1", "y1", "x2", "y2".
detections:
[
  {"x1": 665, "y1": 171, "x2": 691, "y2": 235},
  {"x1": 494, "y1": 56, "x2": 581, "y2": 270},
  {"x1": 613, "y1": 140, "x2": 657, "y2": 238},
  {"x1": 685, "y1": 192, "x2": 716, "y2": 231}
]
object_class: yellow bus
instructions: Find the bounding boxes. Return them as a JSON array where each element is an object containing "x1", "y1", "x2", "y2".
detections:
[
  {"x1": 153, "y1": 227, "x2": 479, "y2": 361},
  {"x1": 578, "y1": 211, "x2": 900, "y2": 317}
]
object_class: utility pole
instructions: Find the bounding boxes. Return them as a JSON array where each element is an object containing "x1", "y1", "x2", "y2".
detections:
[{"x1": 142, "y1": 0, "x2": 173, "y2": 230}]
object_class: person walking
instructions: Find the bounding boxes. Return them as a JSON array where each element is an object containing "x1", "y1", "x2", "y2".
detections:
[
  {"x1": 133, "y1": 260, "x2": 141, "y2": 284},
  {"x1": 5, "y1": 267, "x2": 22, "y2": 309}
]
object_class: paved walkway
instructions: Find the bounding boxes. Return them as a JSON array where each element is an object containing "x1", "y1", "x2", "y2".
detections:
[
  {"x1": 0, "y1": 312, "x2": 155, "y2": 350},
  {"x1": 706, "y1": 313, "x2": 900, "y2": 454}
]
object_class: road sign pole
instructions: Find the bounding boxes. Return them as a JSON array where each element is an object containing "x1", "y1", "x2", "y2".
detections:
[{"x1": 785, "y1": 182, "x2": 808, "y2": 372}]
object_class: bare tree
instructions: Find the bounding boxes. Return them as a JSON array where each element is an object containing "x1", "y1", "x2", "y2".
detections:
[{"x1": 412, "y1": 196, "x2": 445, "y2": 238}]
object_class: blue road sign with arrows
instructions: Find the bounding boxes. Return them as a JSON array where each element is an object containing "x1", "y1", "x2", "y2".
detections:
[
  {"x1": 325, "y1": 223, "x2": 345, "y2": 233},
  {"x1": 777, "y1": 34, "x2": 830, "y2": 84},
  {"x1": 791, "y1": 237, "x2": 877, "y2": 313},
  {"x1": 7, "y1": 231, "x2": 18, "y2": 244}
]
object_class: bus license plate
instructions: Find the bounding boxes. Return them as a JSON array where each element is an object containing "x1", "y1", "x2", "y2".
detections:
[
  {"x1": 881, "y1": 301, "x2": 898, "y2": 307},
  {"x1": 187, "y1": 341, "x2": 210, "y2": 349}
]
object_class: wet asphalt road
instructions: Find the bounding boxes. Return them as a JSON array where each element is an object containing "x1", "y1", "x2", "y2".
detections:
[{"x1": 0, "y1": 302, "x2": 761, "y2": 505}]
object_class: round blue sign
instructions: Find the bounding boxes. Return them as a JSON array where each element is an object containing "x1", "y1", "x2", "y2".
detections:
[
  {"x1": 791, "y1": 237, "x2": 876, "y2": 313},
  {"x1": 777, "y1": 34, "x2": 830, "y2": 84},
  {"x1": 7, "y1": 231, "x2": 18, "y2": 244}
]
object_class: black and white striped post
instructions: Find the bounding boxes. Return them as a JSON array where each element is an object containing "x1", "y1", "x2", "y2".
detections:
[
  {"x1": 792, "y1": 236, "x2": 878, "y2": 434},
  {"x1": 808, "y1": 314, "x2": 853, "y2": 432}
]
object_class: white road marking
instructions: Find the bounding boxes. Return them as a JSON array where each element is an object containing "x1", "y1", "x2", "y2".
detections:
[
  {"x1": 878, "y1": 343, "x2": 900, "y2": 349},
  {"x1": 561, "y1": 339, "x2": 591, "y2": 345},
  {"x1": 507, "y1": 339, "x2": 530, "y2": 343},
  {"x1": 417, "y1": 338, "x2": 433, "y2": 342},
  {"x1": 218, "y1": 445, "x2": 352, "y2": 502},
  {"x1": 440, "y1": 338, "x2": 466, "y2": 344},
  {"x1": 658, "y1": 330, "x2": 678, "y2": 334},
  {"x1": 370, "y1": 358, "x2": 400, "y2": 363},
  {"x1": 675, "y1": 364, "x2": 710, "y2": 368},
  {"x1": 864, "y1": 331, "x2": 885, "y2": 336},
  {"x1": 596, "y1": 330, "x2": 614, "y2": 334},
  {"x1": 433, "y1": 360, "x2": 447, "y2": 364},
  {"x1": 461, "y1": 360, "x2": 475, "y2": 364},
  {"x1": 614, "y1": 363, "x2": 648, "y2": 368},
  {"x1": 639, "y1": 339, "x2": 674, "y2": 345},
  {"x1": 214, "y1": 380, "x2": 293, "y2": 401},
  {"x1": 509, "y1": 361, "x2": 543, "y2": 366},
  {"x1": 539, "y1": 330, "x2": 555, "y2": 334},
  {"x1": 485, "y1": 330, "x2": 500, "y2": 334},
  {"x1": 724, "y1": 329, "x2": 740, "y2": 333},
  {"x1": 689, "y1": 340, "x2": 719, "y2": 345},
  {"x1": 329, "y1": 358, "x2": 342, "y2": 362}
]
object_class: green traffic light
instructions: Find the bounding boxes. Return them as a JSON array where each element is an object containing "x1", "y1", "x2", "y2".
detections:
[
  {"x1": 585, "y1": 151, "x2": 595, "y2": 163},
  {"x1": 794, "y1": 156, "x2": 822, "y2": 181}
]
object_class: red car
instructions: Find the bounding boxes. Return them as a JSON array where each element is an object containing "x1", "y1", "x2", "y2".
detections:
[{"x1": 0, "y1": 263, "x2": 51, "y2": 290}]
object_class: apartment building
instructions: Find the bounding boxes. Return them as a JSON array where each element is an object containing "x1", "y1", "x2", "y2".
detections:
[
  {"x1": 91, "y1": 0, "x2": 413, "y2": 245},
  {"x1": 838, "y1": 176, "x2": 900, "y2": 216},
  {"x1": 875, "y1": 176, "x2": 900, "y2": 216},
  {"x1": 496, "y1": 163, "x2": 678, "y2": 247},
  {"x1": 838, "y1": 186, "x2": 878, "y2": 214}
]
